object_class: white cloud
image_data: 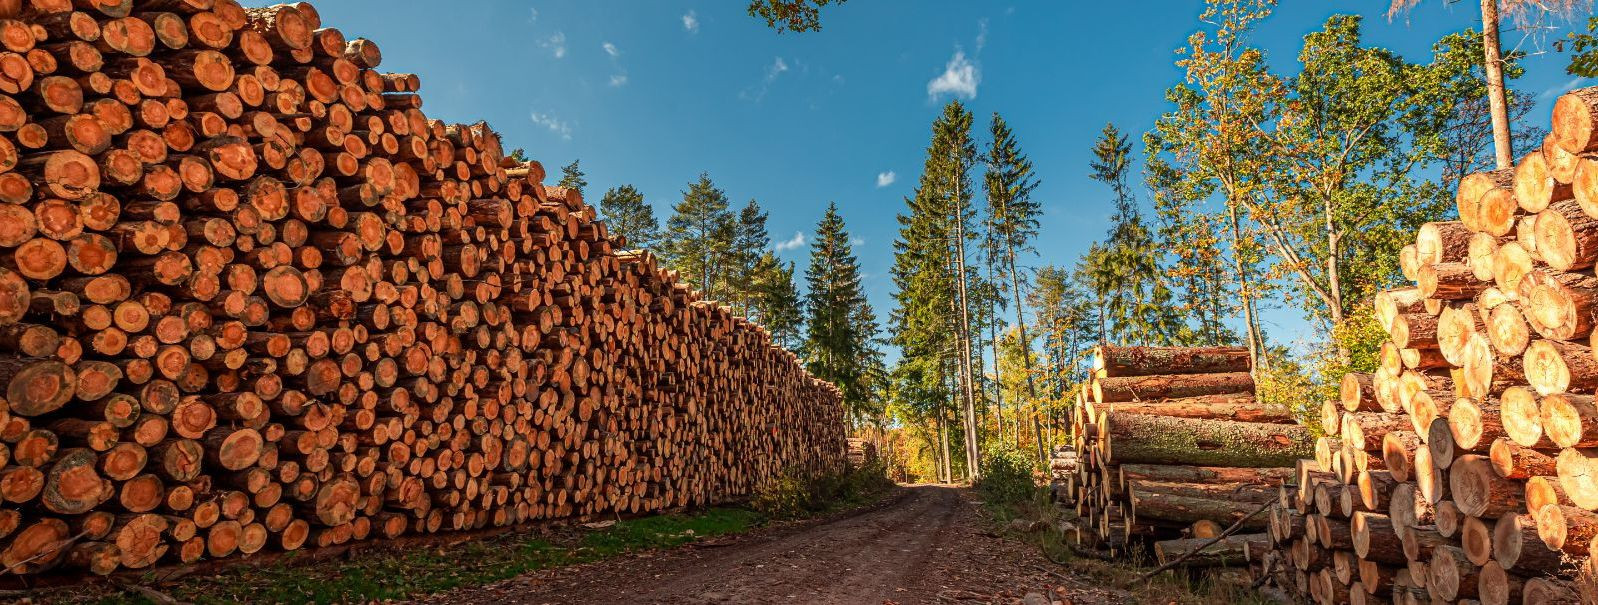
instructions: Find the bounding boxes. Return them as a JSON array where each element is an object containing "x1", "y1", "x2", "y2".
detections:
[
  {"x1": 875, "y1": 171, "x2": 896, "y2": 188},
  {"x1": 609, "y1": 74, "x2": 629, "y2": 87},
  {"x1": 1543, "y1": 77, "x2": 1585, "y2": 99},
  {"x1": 540, "y1": 31, "x2": 566, "y2": 59},
  {"x1": 850, "y1": 236, "x2": 865, "y2": 247},
  {"x1": 528, "y1": 7, "x2": 538, "y2": 22},
  {"x1": 927, "y1": 49, "x2": 979, "y2": 100},
  {"x1": 775, "y1": 231, "x2": 807, "y2": 251},
  {"x1": 682, "y1": 10, "x2": 699, "y2": 33},
  {"x1": 602, "y1": 42, "x2": 619, "y2": 57},
  {"x1": 976, "y1": 18, "x2": 989, "y2": 52},
  {"x1": 529, "y1": 110, "x2": 572, "y2": 141},
  {"x1": 740, "y1": 56, "x2": 790, "y2": 102}
]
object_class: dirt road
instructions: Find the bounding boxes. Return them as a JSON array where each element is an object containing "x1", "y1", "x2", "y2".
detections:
[{"x1": 418, "y1": 485, "x2": 1107, "y2": 604}]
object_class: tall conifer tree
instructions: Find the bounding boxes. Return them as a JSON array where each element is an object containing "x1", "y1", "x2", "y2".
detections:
[
  {"x1": 804, "y1": 203, "x2": 878, "y2": 423},
  {"x1": 661, "y1": 173, "x2": 735, "y2": 300},
  {"x1": 598, "y1": 185, "x2": 660, "y2": 250}
]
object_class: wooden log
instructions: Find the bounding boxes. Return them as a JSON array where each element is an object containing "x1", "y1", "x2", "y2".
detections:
[
  {"x1": 1451, "y1": 454, "x2": 1527, "y2": 518},
  {"x1": 1099, "y1": 413, "x2": 1312, "y2": 467},
  {"x1": 1096, "y1": 395, "x2": 1291, "y2": 423},
  {"x1": 1152, "y1": 533, "x2": 1267, "y2": 568},
  {"x1": 1091, "y1": 372, "x2": 1254, "y2": 403},
  {"x1": 1092, "y1": 345, "x2": 1251, "y2": 377}
]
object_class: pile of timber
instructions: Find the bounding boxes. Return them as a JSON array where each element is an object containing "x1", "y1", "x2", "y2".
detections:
[
  {"x1": 845, "y1": 437, "x2": 875, "y2": 467},
  {"x1": 0, "y1": 0, "x2": 847, "y2": 579},
  {"x1": 1250, "y1": 87, "x2": 1598, "y2": 605},
  {"x1": 1064, "y1": 345, "x2": 1309, "y2": 565}
]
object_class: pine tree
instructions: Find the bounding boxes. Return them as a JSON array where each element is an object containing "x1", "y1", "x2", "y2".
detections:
[
  {"x1": 598, "y1": 185, "x2": 659, "y2": 250},
  {"x1": 557, "y1": 159, "x2": 587, "y2": 198},
  {"x1": 507, "y1": 148, "x2": 527, "y2": 163},
  {"x1": 661, "y1": 173, "x2": 735, "y2": 300},
  {"x1": 804, "y1": 203, "x2": 879, "y2": 423},
  {"x1": 983, "y1": 112, "x2": 1043, "y2": 455},
  {"x1": 1084, "y1": 123, "x2": 1183, "y2": 346}
]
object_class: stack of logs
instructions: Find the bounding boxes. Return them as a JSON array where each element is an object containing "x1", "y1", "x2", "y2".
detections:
[
  {"x1": 0, "y1": 0, "x2": 846, "y2": 579},
  {"x1": 1252, "y1": 86, "x2": 1598, "y2": 605},
  {"x1": 1064, "y1": 345, "x2": 1311, "y2": 568}
]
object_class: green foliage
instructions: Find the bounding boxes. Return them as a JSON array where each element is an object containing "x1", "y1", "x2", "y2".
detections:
[
  {"x1": 1081, "y1": 123, "x2": 1185, "y2": 346},
  {"x1": 804, "y1": 203, "x2": 884, "y2": 423},
  {"x1": 750, "y1": 473, "x2": 813, "y2": 519},
  {"x1": 889, "y1": 100, "x2": 987, "y2": 481},
  {"x1": 747, "y1": 0, "x2": 844, "y2": 33},
  {"x1": 598, "y1": 184, "x2": 659, "y2": 250},
  {"x1": 507, "y1": 148, "x2": 527, "y2": 163},
  {"x1": 557, "y1": 159, "x2": 587, "y2": 198},
  {"x1": 661, "y1": 173, "x2": 736, "y2": 299},
  {"x1": 86, "y1": 508, "x2": 762, "y2": 604},
  {"x1": 1562, "y1": 17, "x2": 1598, "y2": 77},
  {"x1": 1255, "y1": 352, "x2": 1324, "y2": 432},
  {"x1": 751, "y1": 461, "x2": 894, "y2": 519},
  {"x1": 1028, "y1": 266, "x2": 1097, "y2": 404},
  {"x1": 753, "y1": 254, "x2": 806, "y2": 349},
  {"x1": 976, "y1": 443, "x2": 1039, "y2": 506}
]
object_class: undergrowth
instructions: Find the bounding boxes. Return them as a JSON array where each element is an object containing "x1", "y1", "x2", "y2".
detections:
[
  {"x1": 974, "y1": 444, "x2": 1275, "y2": 605},
  {"x1": 751, "y1": 458, "x2": 896, "y2": 519},
  {"x1": 72, "y1": 508, "x2": 760, "y2": 605}
]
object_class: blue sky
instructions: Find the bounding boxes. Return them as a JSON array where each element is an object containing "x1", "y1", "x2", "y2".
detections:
[{"x1": 312, "y1": 1, "x2": 1588, "y2": 357}]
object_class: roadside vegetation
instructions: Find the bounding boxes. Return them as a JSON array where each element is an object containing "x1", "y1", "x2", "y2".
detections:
[
  {"x1": 973, "y1": 446, "x2": 1275, "y2": 605},
  {"x1": 27, "y1": 464, "x2": 896, "y2": 605}
]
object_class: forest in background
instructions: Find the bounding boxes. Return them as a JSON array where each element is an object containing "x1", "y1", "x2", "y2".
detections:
[{"x1": 549, "y1": 0, "x2": 1598, "y2": 484}]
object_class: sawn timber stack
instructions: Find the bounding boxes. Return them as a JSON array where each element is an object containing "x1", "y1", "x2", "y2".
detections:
[
  {"x1": 0, "y1": 0, "x2": 847, "y2": 580},
  {"x1": 1064, "y1": 345, "x2": 1307, "y2": 568}
]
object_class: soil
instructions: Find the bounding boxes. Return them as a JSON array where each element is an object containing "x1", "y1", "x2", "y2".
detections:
[{"x1": 415, "y1": 484, "x2": 1116, "y2": 605}]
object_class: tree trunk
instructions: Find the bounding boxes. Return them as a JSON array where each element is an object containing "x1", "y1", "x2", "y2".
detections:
[
  {"x1": 949, "y1": 195, "x2": 981, "y2": 480},
  {"x1": 1100, "y1": 413, "x2": 1313, "y2": 467},
  {"x1": 1481, "y1": 0, "x2": 1514, "y2": 169},
  {"x1": 1226, "y1": 202, "x2": 1265, "y2": 373}
]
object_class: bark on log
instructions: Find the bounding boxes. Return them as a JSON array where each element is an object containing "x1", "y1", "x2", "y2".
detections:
[{"x1": 1099, "y1": 413, "x2": 1313, "y2": 467}]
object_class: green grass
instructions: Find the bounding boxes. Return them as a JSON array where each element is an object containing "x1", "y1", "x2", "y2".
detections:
[{"x1": 70, "y1": 507, "x2": 764, "y2": 605}]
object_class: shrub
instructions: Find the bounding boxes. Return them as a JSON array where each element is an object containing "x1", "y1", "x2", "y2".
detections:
[
  {"x1": 751, "y1": 459, "x2": 895, "y2": 519},
  {"x1": 976, "y1": 443, "x2": 1039, "y2": 506}
]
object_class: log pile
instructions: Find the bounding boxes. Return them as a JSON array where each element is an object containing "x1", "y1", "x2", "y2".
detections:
[
  {"x1": 1063, "y1": 345, "x2": 1307, "y2": 565},
  {"x1": 0, "y1": 0, "x2": 846, "y2": 579},
  {"x1": 1250, "y1": 87, "x2": 1598, "y2": 605}
]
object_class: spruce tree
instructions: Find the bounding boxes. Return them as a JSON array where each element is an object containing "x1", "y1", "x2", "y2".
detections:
[
  {"x1": 598, "y1": 185, "x2": 659, "y2": 250},
  {"x1": 889, "y1": 101, "x2": 984, "y2": 480},
  {"x1": 804, "y1": 203, "x2": 878, "y2": 423},
  {"x1": 754, "y1": 255, "x2": 805, "y2": 349},
  {"x1": 661, "y1": 173, "x2": 735, "y2": 300},
  {"x1": 730, "y1": 200, "x2": 772, "y2": 315},
  {"x1": 557, "y1": 159, "x2": 587, "y2": 198}
]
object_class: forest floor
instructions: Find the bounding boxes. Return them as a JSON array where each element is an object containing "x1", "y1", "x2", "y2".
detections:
[{"x1": 417, "y1": 484, "x2": 1112, "y2": 605}]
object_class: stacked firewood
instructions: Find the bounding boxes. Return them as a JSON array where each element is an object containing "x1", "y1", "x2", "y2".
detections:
[
  {"x1": 1252, "y1": 87, "x2": 1598, "y2": 605},
  {"x1": 0, "y1": 0, "x2": 846, "y2": 578},
  {"x1": 1064, "y1": 345, "x2": 1309, "y2": 565}
]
